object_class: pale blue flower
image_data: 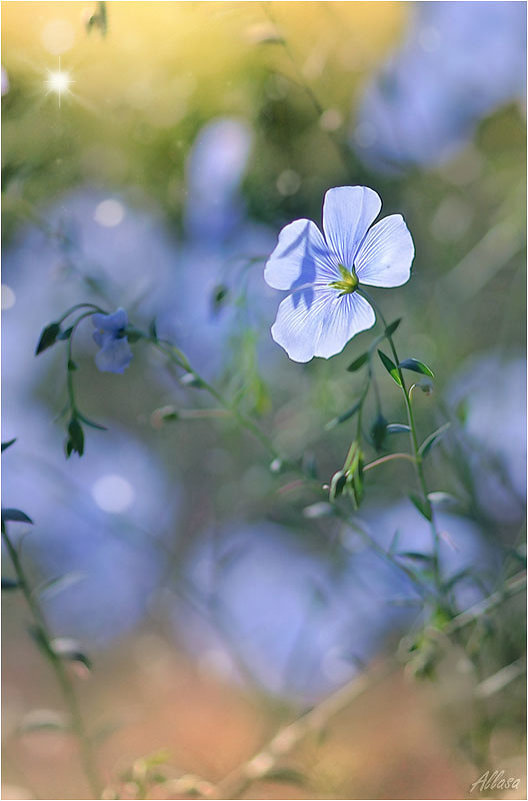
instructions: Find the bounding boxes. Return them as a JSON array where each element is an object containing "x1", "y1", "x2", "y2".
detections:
[
  {"x1": 264, "y1": 186, "x2": 414, "y2": 362},
  {"x1": 92, "y1": 308, "x2": 132, "y2": 374},
  {"x1": 354, "y1": 1, "x2": 526, "y2": 171}
]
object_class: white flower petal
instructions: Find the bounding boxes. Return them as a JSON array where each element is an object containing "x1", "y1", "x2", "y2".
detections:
[
  {"x1": 322, "y1": 186, "x2": 381, "y2": 268},
  {"x1": 271, "y1": 286, "x2": 375, "y2": 363},
  {"x1": 354, "y1": 214, "x2": 415, "y2": 287},
  {"x1": 314, "y1": 292, "x2": 376, "y2": 358},
  {"x1": 264, "y1": 218, "x2": 338, "y2": 291}
]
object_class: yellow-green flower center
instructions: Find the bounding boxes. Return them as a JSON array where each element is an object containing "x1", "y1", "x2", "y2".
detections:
[{"x1": 329, "y1": 264, "x2": 359, "y2": 295}]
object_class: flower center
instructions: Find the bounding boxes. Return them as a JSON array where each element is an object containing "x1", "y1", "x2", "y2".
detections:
[{"x1": 328, "y1": 264, "x2": 359, "y2": 296}]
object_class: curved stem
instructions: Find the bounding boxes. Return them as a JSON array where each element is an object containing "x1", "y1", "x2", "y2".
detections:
[
  {"x1": 149, "y1": 336, "x2": 437, "y2": 602},
  {"x1": 66, "y1": 310, "x2": 100, "y2": 414},
  {"x1": 2, "y1": 523, "x2": 102, "y2": 797},
  {"x1": 150, "y1": 339, "x2": 281, "y2": 460},
  {"x1": 357, "y1": 288, "x2": 442, "y2": 594}
]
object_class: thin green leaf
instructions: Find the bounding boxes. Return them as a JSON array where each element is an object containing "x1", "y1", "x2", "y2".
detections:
[
  {"x1": 409, "y1": 493, "x2": 432, "y2": 521},
  {"x1": 1, "y1": 438, "x2": 16, "y2": 452},
  {"x1": 377, "y1": 350, "x2": 402, "y2": 387},
  {"x1": 2, "y1": 577, "x2": 20, "y2": 590},
  {"x1": 35, "y1": 322, "x2": 61, "y2": 355},
  {"x1": 370, "y1": 413, "x2": 388, "y2": 452},
  {"x1": 386, "y1": 423, "x2": 411, "y2": 434},
  {"x1": 325, "y1": 400, "x2": 362, "y2": 430},
  {"x1": 34, "y1": 571, "x2": 84, "y2": 600},
  {"x1": 385, "y1": 318, "x2": 402, "y2": 337},
  {"x1": 58, "y1": 326, "x2": 74, "y2": 341},
  {"x1": 419, "y1": 423, "x2": 451, "y2": 459},
  {"x1": 399, "y1": 358, "x2": 435, "y2": 379},
  {"x1": 77, "y1": 412, "x2": 107, "y2": 431},
  {"x1": 329, "y1": 470, "x2": 347, "y2": 501},
  {"x1": 346, "y1": 352, "x2": 369, "y2": 372},
  {"x1": 1, "y1": 508, "x2": 33, "y2": 524},
  {"x1": 263, "y1": 768, "x2": 306, "y2": 786},
  {"x1": 428, "y1": 491, "x2": 459, "y2": 507},
  {"x1": 18, "y1": 710, "x2": 69, "y2": 734},
  {"x1": 149, "y1": 318, "x2": 158, "y2": 340},
  {"x1": 397, "y1": 551, "x2": 434, "y2": 563},
  {"x1": 51, "y1": 637, "x2": 92, "y2": 670}
]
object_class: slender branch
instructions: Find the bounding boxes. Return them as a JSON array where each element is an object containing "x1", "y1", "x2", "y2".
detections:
[
  {"x1": 213, "y1": 570, "x2": 526, "y2": 799},
  {"x1": 215, "y1": 661, "x2": 391, "y2": 799},
  {"x1": 363, "y1": 452, "x2": 416, "y2": 472},
  {"x1": 2, "y1": 523, "x2": 102, "y2": 797}
]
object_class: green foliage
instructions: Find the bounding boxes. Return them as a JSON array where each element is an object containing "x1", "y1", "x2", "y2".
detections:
[
  {"x1": 35, "y1": 322, "x2": 61, "y2": 355},
  {"x1": 399, "y1": 357, "x2": 435, "y2": 378},
  {"x1": 377, "y1": 349, "x2": 403, "y2": 387}
]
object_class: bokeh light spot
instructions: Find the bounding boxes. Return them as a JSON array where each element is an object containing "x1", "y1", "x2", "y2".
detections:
[
  {"x1": 1, "y1": 284, "x2": 16, "y2": 310},
  {"x1": 276, "y1": 169, "x2": 301, "y2": 197},
  {"x1": 41, "y1": 19, "x2": 75, "y2": 55},
  {"x1": 94, "y1": 199, "x2": 125, "y2": 227},
  {"x1": 92, "y1": 474, "x2": 135, "y2": 513}
]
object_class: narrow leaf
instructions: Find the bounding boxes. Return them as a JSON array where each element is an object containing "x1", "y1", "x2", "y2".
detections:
[
  {"x1": 18, "y1": 709, "x2": 69, "y2": 734},
  {"x1": 370, "y1": 413, "x2": 388, "y2": 452},
  {"x1": 346, "y1": 352, "x2": 369, "y2": 372},
  {"x1": 386, "y1": 423, "x2": 411, "y2": 434},
  {"x1": 399, "y1": 358, "x2": 435, "y2": 379},
  {"x1": 77, "y1": 412, "x2": 107, "y2": 431},
  {"x1": 35, "y1": 572, "x2": 84, "y2": 600},
  {"x1": 35, "y1": 322, "x2": 61, "y2": 355},
  {"x1": 378, "y1": 350, "x2": 402, "y2": 387},
  {"x1": 2, "y1": 438, "x2": 17, "y2": 452},
  {"x1": 409, "y1": 493, "x2": 432, "y2": 521},
  {"x1": 2, "y1": 577, "x2": 20, "y2": 590},
  {"x1": 397, "y1": 551, "x2": 434, "y2": 563},
  {"x1": 58, "y1": 326, "x2": 74, "y2": 341},
  {"x1": 51, "y1": 637, "x2": 92, "y2": 670},
  {"x1": 329, "y1": 470, "x2": 347, "y2": 501},
  {"x1": 325, "y1": 400, "x2": 362, "y2": 430},
  {"x1": 1, "y1": 508, "x2": 33, "y2": 524},
  {"x1": 263, "y1": 768, "x2": 306, "y2": 786},
  {"x1": 428, "y1": 491, "x2": 458, "y2": 507},
  {"x1": 385, "y1": 318, "x2": 402, "y2": 337},
  {"x1": 419, "y1": 423, "x2": 451, "y2": 459}
]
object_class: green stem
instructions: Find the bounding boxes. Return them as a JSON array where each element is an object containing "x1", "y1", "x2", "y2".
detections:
[
  {"x1": 2, "y1": 523, "x2": 102, "y2": 797},
  {"x1": 357, "y1": 288, "x2": 442, "y2": 594},
  {"x1": 66, "y1": 311, "x2": 100, "y2": 414},
  {"x1": 58, "y1": 303, "x2": 105, "y2": 325},
  {"x1": 151, "y1": 339, "x2": 281, "y2": 460}
]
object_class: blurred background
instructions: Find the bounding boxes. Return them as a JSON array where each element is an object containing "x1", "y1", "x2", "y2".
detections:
[{"x1": 1, "y1": 2, "x2": 526, "y2": 799}]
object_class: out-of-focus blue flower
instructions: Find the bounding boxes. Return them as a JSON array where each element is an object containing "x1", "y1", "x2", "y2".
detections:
[
  {"x1": 447, "y1": 352, "x2": 526, "y2": 523},
  {"x1": 353, "y1": 1, "x2": 526, "y2": 171},
  {"x1": 156, "y1": 116, "x2": 277, "y2": 374},
  {"x1": 2, "y1": 408, "x2": 179, "y2": 649},
  {"x1": 264, "y1": 186, "x2": 414, "y2": 362},
  {"x1": 172, "y1": 504, "x2": 492, "y2": 700},
  {"x1": 92, "y1": 307, "x2": 132, "y2": 374},
  {"x1": 184, "y1": 117, "x2": 253, "y2": 243}
]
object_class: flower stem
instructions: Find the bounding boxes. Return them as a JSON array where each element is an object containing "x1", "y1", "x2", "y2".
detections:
[
  {"x1": 1, "y1": 522, "x2": 102, "y2": 797},
  {"x1": 149, "y1": 339, "x2": 282, "y2": 460},
  {"x1": 357, "y1": 288, "x2": 442, "y2": 595}
]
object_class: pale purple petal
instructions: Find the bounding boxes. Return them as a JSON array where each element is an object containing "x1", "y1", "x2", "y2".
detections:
[
  {"x1": 354, "y1": 214, "x2": 414, "y2": 288},
  {"x1": 92, "y1": 308, "x2": 128, "y2": 333},
  {"x1": 322, "y1": 186, "x2": 381, "y2": 268},
  {"x1": 95, "y1": 337, "x2": 133, "y2": 374},
  {"x1": 264, "y1": 219, "x2": 339, "y2": 291},
  {"x1": 271, "y1": 286, "x2": 375, "y2": 363},
  {"x1": 314, "y1": 292, "x2": 376, "y2": 359}
]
